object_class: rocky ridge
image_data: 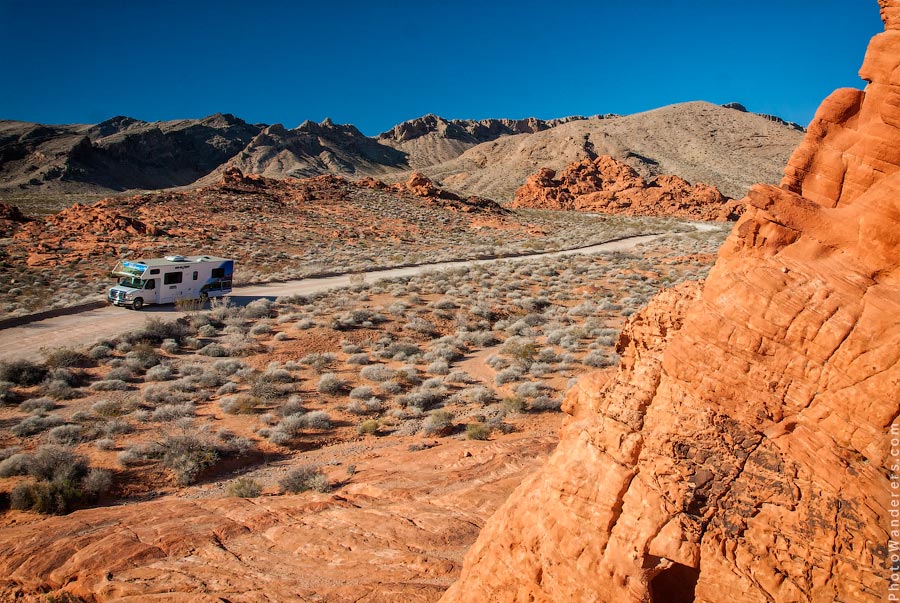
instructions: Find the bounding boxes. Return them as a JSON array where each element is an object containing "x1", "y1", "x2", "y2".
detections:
[
  {"x1": 0, "y1": 113, "x2": 262, "y2": 192},
  {"x1": 511, "y1": 155, "x2": 743, "y2": 221},
  {"x1": 440, "y1": 3, "x2": 899, "y2": 602}
]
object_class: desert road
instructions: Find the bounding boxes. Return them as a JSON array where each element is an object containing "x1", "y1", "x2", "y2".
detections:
[{"x1": 0, "y1": 233, "x2": 666, "y2": 362}]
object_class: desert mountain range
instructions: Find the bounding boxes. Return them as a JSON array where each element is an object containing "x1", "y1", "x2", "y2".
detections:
[{"x1": 1, "y1": 102, "x2": 804, "y2": 202}]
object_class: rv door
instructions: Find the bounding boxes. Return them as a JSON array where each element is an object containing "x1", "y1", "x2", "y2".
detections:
[{"x1": 159, "y1": 272, "x2": 183, "y2": 304}]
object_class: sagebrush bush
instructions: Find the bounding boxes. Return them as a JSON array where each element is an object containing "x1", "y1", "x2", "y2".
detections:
[
  {"x1": 423, "y1": 410, "x2": 453, "y2": 436},
  {"x1": 280, "y1": 465, "x2": 329, "y2": 493},
  {"x1": 227, "y1": 476, "x2": 262, "y2": 498},
  {"x1": 466, "y1": 422, "x2": 491, "y2": 440},
  {"x1": 317, "y1": 373, "x2": 346, "y2": 395},
  {"x1": 0, "y1": 359, "x2": 47, "y2": 386}
]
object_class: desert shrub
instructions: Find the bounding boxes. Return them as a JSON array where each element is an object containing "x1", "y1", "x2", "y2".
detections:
[
  {"x1": 95, "y1": 437, "x2": 116, "y2": 451},
  {"x1": 82, "y1": 467, "x2": 113, "y2": 498},
  {"x1": 227, "y1": 477, "x2": 263, "y2": 498},
  {"x1": 398, "y1": 389, "x2": 445, "y2": 410},
  {"x1": 91, "y1": 379, "x2": 130, "y2": 391},
  {"x1": 501, "y1": 338, "x2": 538, "y2": 365},
  {"x1": 0, "y1": 446, "x2": 22, "y2": 462},
  {"x1": 103, "y1": 419, "x2": 133, "y2": 436},
  {"x1": 423, "y1": 410, "x2": 453, "y2": 436},
  {"x1": 485, "y1": 354, "x2": 510, "y2": 370},
  {"x1": 19, "y1": 397, "x2": 56, "y2": 414},
  {"x1": 0, "y1": 359, "x2": 47, "y2": 386},
  {"x1": 48, "y1": 424, "x2": 82, "y2": 445},
  {"x1": 515, "y1": 381, "x2": 544, "y2": 399},
  {"x1": 89, "y1": 344, "x2": 112, "y2": 360},
  {"x1": 12, "y1": 414, "x2": 65, "y2": 437},
  {"x1": 160, "y1": 434, "x2": 219, "y2": 485},
  {"x1": 251, "y1": 373, "x2": 286, "y2": 401},
  {"x1": 145, "y1": 364, "x2": 175, "y2": 382},
  {"x1": 42, "y1": 348, "x2": 89, "y2": 369},
  {"x1": 317, "y1": 373, "x2": 346, "y2": 395},
  {"x1": 583, "y1": 350, "x2": 619, "y2": 368},
  {"x1": 348, "y1": 385, "x2": 374, "y2": 400},
  {"x1": 466, "y1": 422, "x2": 491, "y2": 440},
  {"x1": 106, "y1": 366, "x2": 135, "y2": 382},
  {"x1": 346, "y1": 353, "x2": 371, "y2": 365},
  {"x1": 379, "y1": 380, "x2": 405, "y2": 395},
  {"x1": 299, "y1": 352, "x2": 338, "y2": 374},
  {"x1": 213, "y1": 359, "x2": 246, "y2": 376},
  {"x1": 143, "y1": 384, "x2": 181, "y2": 406},
  {"x1": 460, "y1": 386, "x2": 496, "y2": 405},
  {"x1": 250, "y1": 323, "x2": 272, "y2": 336},
  {"x1": 495, "y1": 367, "x2": 524, "y2": 385},
  {"x1": 530, "y1": 396, "x2": 562, "y2": 412},
  {"x1": 502, "y1": 396, "x2": 527, "y2": 414},
  {"x1": 152, "y1": 403, "x2": 195, "y2": 422},
  {"x1": 242, "y1": 298, "x2": 273, "y2": 319},
  {"x1": 220, "y1": 395, "x2": 261, "y2": 415},
  {"x1": 356, "y1": 418, "x2": 379, "y2": 435},
  {"x1": 528, "y1": 362, "x2": 553, "y2": 377},
  {"x1": 427, "y1": 360, "x2": 449, "y2": 375},
  {"x1": 216, "y1": 382, "x2": 239, "y2": 396},
  {"x1": 199, "y1": 343, "x2": 230, "y2": 357},
  {"x1": 360, "y1": 364, "x2": 394, "y2": 383},
  {"x1": 128, "y1": 317, "x2": 192, "y2": 344},
  {"x1": 280, "y1": 465, "x2": 329, "y2": 493},
  {"x1": 303, "y1": 410, "x2": 332, "y2": 430},
  {"x1": 281, "y1": 396, "x2": 305, "y2": 416},
  {"x1": 0, "y1": 453, "x2": 31, "y2": 477}
]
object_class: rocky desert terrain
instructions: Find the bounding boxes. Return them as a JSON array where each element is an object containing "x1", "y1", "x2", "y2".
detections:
[{"x1": 0, "y1": 2, "x2": 894, "y2": 602}]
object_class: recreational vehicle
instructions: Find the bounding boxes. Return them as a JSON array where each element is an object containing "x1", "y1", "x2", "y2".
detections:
[{"x1": 107, "y1": 255, "x2": 234, "y2": 310}]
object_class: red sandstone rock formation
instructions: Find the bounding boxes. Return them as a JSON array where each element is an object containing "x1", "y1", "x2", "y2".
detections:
[
  {"x1": 441, "y1": 5, "x2": 899, "y2": 603},
  {"x1": 387, "y1": 172, "x2": 508, "y2": 214},
  {"x1": 512, "y1": 156, "x2": 743, "y2": 221}
]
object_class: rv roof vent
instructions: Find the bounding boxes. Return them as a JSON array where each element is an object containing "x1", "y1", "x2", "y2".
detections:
[
  {"x1": 196, "y1": 256, "x2": 211, "y2": 261},
  {"x1": 164, "y1": 255, "x2": 187, "y2": 262}
]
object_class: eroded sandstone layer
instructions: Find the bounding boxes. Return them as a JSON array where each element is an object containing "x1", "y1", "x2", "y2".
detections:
[
  {"x1": 441, "y1": 5, "x2": 899, "y2": 603},
  {"x1": 511, "y1": 155, "x2": 743, "y2": 221}
]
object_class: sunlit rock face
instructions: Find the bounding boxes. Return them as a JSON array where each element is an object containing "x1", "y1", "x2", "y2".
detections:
[{"x1": 440, "y1": 3, "x2": 900, "y2": 602}]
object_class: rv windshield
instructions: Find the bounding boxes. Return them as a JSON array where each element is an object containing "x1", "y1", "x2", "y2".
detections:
[{"x1": 118, "y1": 276, "x2": 145, "y2": 289}]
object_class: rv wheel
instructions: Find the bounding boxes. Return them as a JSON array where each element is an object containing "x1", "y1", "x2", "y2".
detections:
[{"x1": 132, "y1": 298, "x2": 144, "y2": 311}]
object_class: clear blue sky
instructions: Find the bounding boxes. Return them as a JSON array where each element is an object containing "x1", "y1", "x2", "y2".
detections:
[{"x1": 0, "y1": 1, "x2": 883, "y2": 135}]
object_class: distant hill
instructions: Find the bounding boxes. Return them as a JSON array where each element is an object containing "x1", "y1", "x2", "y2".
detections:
[
  {"x1": 376, "y1": 114, "x2": 589, "y2": 168},
  {"x1": 0, "y1": 102, "x2": 805, "y2": 202},
  {"x1": 416, "y1": 102, "x2": 806, "y2": 201},
  {"x1": 0, "y1": 113, "x2": 261, "y2": 192}
]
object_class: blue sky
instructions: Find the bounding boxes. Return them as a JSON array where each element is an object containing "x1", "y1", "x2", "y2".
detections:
[{"x1": 0, "y1": 1, "x2": 883, "y2": 135}]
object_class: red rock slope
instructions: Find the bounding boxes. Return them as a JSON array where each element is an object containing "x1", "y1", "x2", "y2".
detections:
[
  {"x1": 511, "y1": 155, "x2": 743, "y2": 221},
  {"x1": 440, "y1": 4, "x2": 899, "y2": 603}
]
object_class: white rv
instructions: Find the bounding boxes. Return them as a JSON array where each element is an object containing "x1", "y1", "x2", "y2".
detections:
[{"x1": 107, "y1": 255, "x2": 235, "y2": 310}]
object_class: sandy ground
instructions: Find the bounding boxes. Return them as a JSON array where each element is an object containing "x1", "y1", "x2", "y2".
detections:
[{"x1": 0, "y1": 234, "x2": 662, "y2": 362}]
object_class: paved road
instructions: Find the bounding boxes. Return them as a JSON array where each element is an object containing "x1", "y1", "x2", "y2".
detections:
[{"x1": 0, "y1": 234, "x2": 663, "y2": 362}]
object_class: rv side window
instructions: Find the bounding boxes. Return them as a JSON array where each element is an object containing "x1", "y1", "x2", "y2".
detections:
[
  {"x1": 145, "y1": 279, "x2": 155, "y2": 290},
  {"x1": 211, "y1": 268, "x2": 225, "y2": 279},
  {"x1": 164, "y1": 272, "x2": 183, "y2": 285},
  {"x1": 192, "y1": 271, "x2": 198, "y2": 281},
  {"x1": 149, "y1": 269, "x2": 160, "y2": 275}
]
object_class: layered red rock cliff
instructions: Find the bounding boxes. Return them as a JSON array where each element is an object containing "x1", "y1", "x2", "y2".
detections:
[
  {"x1": 441, "y1": 4, "x2": 899, "y2": 603},
  {"x1": 511, "y1": 155, "x2": 743, "y2": 221}
]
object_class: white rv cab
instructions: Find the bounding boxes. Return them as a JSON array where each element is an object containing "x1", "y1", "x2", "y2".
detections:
[{"x1": 108, "y1": 255, "x2": 234, "y2": 310}]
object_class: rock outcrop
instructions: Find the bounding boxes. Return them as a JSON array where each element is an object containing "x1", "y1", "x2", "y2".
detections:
[
  {"x1": 390, "y1": 172, "x2": 508, "y2": 214},
  {"x1": 512, "y1": 155, "x2": 743, "y2": 221},
  {"x1": 441, "y1": 4, "x2": 898, "y2": 603}
]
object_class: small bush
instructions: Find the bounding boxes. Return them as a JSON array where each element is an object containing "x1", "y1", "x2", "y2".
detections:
[
  {"x1": 160, "y1": 434, "x2": 219, "y2": 486},
  {"x1": 356, "y1": 419, "x2": 379, "y2": 435},
  {"x1": 317, "y1": 373, "x2": 347, "y2": 395},
  {"x1": 348, "y1": 385, "x2": 374, "y2": 400},
  {"x1": 466, "y1": 422, "x2": 491, "y2": 440},
  {"x1": 220, "y1": 395, "x2": 261, "y2": 415},
  {"x1": 91, "y1": 379, "x2": 130, "y2": 392},
  {"x1": 145, "y1": 364, "x2": 175, "y2": 382},
  {"x1": 495, "y1": 366, "x2": 524, "y2": 385},
  {"x1": 502, "y1": 396, "x2": 527, "y2": 414},
  {"x1": 280, "y1": 465, "x2": 329, "y2": 493},
  {"x1": 227, "y1": 477, "x2": 262, "y2": 498},
  {"x1": 423, "y1": 410, "x2": 453, "y2": 436},
  {"x1": 0, "y1": 359, "x2": 47, "y2": 386},
  {"x1": 95, "y1": 438, "x2": 116, "y2": 451},
  {"x1": 199, "y1": 343, "x2": 230, "y2": 357},
  {"x1": 360, "y1": 364, "x2": 394, "y2": 383},
  {"x1": 48, "y1": 424, "x2": 82, "y2": 445},
  {"x1": 12, "y1": 414, "x2": 65, "y2": 437},
  {"x1": 42, "y1": 348, "x2": 89, "y2": 369},
  {"x1": 19, "y1": 397, "x2": 56, "y2": 414}
]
